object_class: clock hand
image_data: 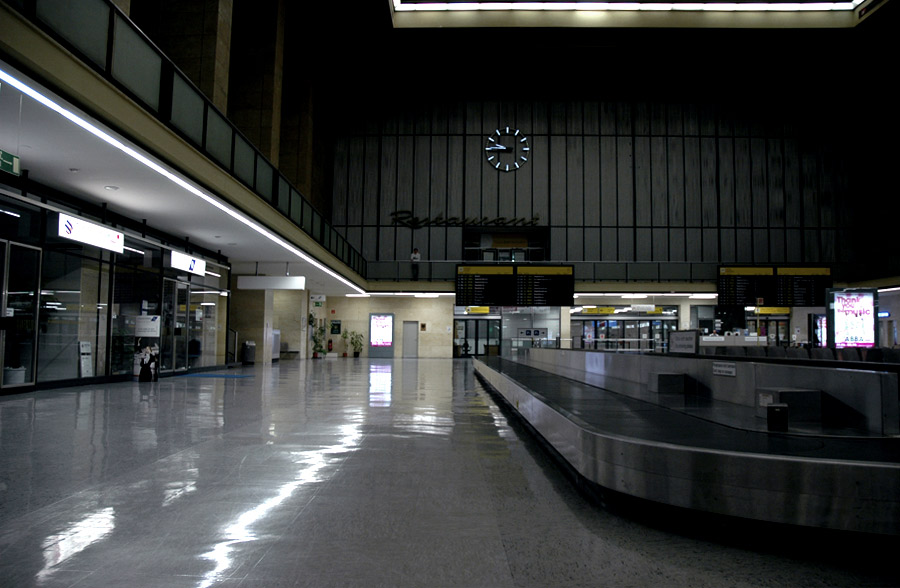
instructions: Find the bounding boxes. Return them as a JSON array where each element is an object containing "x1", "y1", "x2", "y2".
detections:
[{"x1": 485, "y1": 144, "x2": 509, "y2": 151}]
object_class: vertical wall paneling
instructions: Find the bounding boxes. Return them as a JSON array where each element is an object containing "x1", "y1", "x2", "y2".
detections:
[
  {"x1": 551, "y1": 227, "x2": 566, "y2": 260},
  {"x1": 379, "y1": 136, "x2": 398, "y2": 260},
  {"x1": 700, "y1": 137, "x2": 718, "y2": 228},
  {"x1": 734, "y1": 137, "x2": 752, "y2": 228},
  {"x1": 414, "y1": 136, "x2": 431, "y2": 219},
  {"x1": 567, "y1": 228, "x2": 583, "y2": 261},
  {"x1": 737, "y1": 228, "x2": 753, "y2": 262},
  {"x1": 584, "y1": 101, "x2": 600, "y2": 135},
  {"x1": 753, "y1": 228, "x2": 769, "y2": 263},
  {"x1": 602, "y1": 228, "x2": 617, "y2": 262},
  {"x1": 550, "y1": 136, "x2": 567, "y2": 226},
  {"x1": 784, "y1": 138, "x2": 802, "y2": 229},
  {"x1": 636, "y1": 227, "x2": 652, "y2": 261},
  {"x1": 618, "y1": 228, "x2": 633, "y2": 261},
  {"x1": 347, "y1": 137, "x2": 365, "y2": 227},
  {"x1": 750, "y1": 138, "x2": 768, "y2": 228},
  {"x1": 464, "y1": 135, "x2": 483, "y2": 220},
  {"x1": 364, "y1": 137, "x2": 380, "y2": 225},
  {"x1": 667, "y1": 136, "x2": 685, "y2": 226},
  {"x1": 332, "y1": 137, "x2": 349, "y2": 226},
  {"x1": 584, "y1": 136, "x2": 601, "y2": 231},
  {"x1": 767, "y1": 138, "x2": 785, "y2": 227},
  {"x1": 634, "y1": 137, "x2": 651, "y2": 226},
  {"x1": 397, "y1": 137, "x2": 415, "y2": 216},
  {"x1": 331, "y1": 97, "x2": 851, "y2": 272},
  {"x1": 601, "y1": 137, "x2": 618, "y2": 226},
  {"x1": 718, "y1": 137, "x2": 735, "y2": 227},
  {"x1": 567, "y1": 136, "x2": 585, "y2": 226},
  {"x1": 600, "y1": 101, "x2": 617, "y2": 136},
  {"x1": 532, "y1": 135, "x2": 550, "y2": 225},
  {"x1": 651, "y1": 137, "x2": 668, "y2": 229},
  {"x1": 585, "y1": 227, "x2": 601, "y2": 262},
  {"x1": 684, "y1": 137, "x2": 701, "y2": 227},
  {"x1": 430, "y1": 135, "x2": 448, "y2": 260}
]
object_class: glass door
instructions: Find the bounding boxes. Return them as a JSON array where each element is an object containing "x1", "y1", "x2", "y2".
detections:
[
  {"x1": 2, "y1": 241, "x2": 42, "y2": 387},
  {"x1": 160, "y1": 278, "x2": 189, "y2": 372}
]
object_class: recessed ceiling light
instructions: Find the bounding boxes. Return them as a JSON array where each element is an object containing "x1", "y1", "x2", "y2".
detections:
[
  {"x1": 69, "y1": 168, "x2": 79, "y2": 173},
  {"x1": 104, "y1": 185, "x2": 119, "y2": 191}
]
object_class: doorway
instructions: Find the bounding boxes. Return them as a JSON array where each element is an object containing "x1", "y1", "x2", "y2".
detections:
[
  {"x1": 1, "y1": 240, "x2": 42, "y2": 388},
  {"x1": 402, "y1": 321, "x2": 418, "y2": 358},
  {"x1": 160, "y1": 278, "x2": 189, "y2": 373},
  {"x1": 453, "y1": 318, "x2": 500, "y2": 357}
]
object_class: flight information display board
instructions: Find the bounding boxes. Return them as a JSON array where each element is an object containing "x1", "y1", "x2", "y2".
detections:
[
  {"x1": 455, "y1": 266, "x2": 515, "y2": 306},
  {"x1": 515, "y1": 266, "x2": 574, "y2": 306},
  {"x1": 717, "y1": 267, "x2": 831, "y2": 306},
  {"x1": 455, "y1": 265, "x2": 574, "y2": 306}
]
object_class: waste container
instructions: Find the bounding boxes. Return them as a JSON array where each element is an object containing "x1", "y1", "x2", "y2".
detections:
[
  {"x1": 241, "y1": 340, "x2": 256, "y2": 365},
  {"x1": 767, "y1": 403, "x2": 789, "y2": 432}
]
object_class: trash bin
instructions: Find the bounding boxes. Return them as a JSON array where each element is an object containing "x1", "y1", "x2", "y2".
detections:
[
  {"x1": 241, "y1": 341, "x2": 256, "y2": 365},
  {"x1": 767, "y1": 403, "x2": 789, "y2": 432}
]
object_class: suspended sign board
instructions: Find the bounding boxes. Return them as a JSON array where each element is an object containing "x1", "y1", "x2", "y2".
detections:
[
  {"x1": 170, "y1": 250, "x2": 206, "y2": 276},
  {"x1": 58, "y1": 213, "x2": 124, "y2": 253}
]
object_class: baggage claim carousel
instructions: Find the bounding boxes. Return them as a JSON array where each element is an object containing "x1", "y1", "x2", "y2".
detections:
[{"x1": 474, "y1": 350, "x2": 900, "y2": 535}]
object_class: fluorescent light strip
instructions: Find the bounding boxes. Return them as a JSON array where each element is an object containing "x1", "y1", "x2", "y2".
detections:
[
  {"x1": 394, "y1": 1, "x2": 858, "y2": 11},
  {"x1": 205, "y1": 271, "x2": 222, "y2": 277},
  {"x1": 1, "y1": 208, "x2": 21, "y2": 218},
  {"x1": 123, "y1": 245, "x2": 145, "y2": 255},
  {"x1": 0, "y1": 66, "x2": 365, "y2": 295}
]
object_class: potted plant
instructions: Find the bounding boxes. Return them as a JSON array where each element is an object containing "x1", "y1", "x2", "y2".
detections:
[
  {"x1": 349, "y1": 330, "x2": 364, "y2": 358},
  {"x1": 341, "y1": 330, "x2": 349, "y2": 357},
  {"x1": 311, "y1": 325, "x2": 327, "y2": 358}
]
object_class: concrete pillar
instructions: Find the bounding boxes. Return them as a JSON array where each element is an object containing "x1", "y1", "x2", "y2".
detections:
[
  {"x1": 679, "y1": 301, "x2": 692, "y2": 331},
  {"x1": 559, "y1": 307, "x2": 571, "y2": 349},
  {"x1": 228, "y1": 0, "x2": 284, "y2": 162},
  {"x1": 229, "y1": 286, "x2": 274, "y2": 364},
  {"x1": 130, "y1": 0, "x2": 233, "y2": 113}
]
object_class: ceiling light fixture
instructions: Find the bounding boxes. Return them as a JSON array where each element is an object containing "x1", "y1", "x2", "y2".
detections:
[{"x1": 0, "y1": 65, "x2": 366, "y2": 295}]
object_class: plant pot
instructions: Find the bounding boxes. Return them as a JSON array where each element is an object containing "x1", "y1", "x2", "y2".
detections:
[
  {"x1": 342, "y1": 352, "x2": 348, "y2": 357},
  {"x1": 353, "y1": 352, "x2": 360, "y2": 358}
]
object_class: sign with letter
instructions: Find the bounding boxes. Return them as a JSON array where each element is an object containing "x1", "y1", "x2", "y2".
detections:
[{"x1": 58, "y1": 213, "x2": 124, "y2": 253}]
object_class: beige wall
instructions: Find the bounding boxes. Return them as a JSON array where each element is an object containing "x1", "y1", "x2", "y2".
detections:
[
  {"x1": 325, "y1": 297, "x2": 454, "y2": 358},
  {"x1": 273, "y1": 290, "x2": 307, "y2": 357},
  {"x1": 229, "y1": 286, "x2": 274, "y2": 363}
]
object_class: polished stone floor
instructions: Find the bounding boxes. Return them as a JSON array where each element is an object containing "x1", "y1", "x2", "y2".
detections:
[{"x1": 0, "y1": 359, "x2": 897, "y2": 587}]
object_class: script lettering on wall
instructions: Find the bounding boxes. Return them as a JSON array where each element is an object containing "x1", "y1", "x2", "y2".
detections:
[{"x1": 391, "y1": 210, "x2": 540, "y2": 230}]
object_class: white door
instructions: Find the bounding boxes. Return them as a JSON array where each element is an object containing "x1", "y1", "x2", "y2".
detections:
[{"x1": 402, "y1": 321, "x2": 418, "y2": 358}]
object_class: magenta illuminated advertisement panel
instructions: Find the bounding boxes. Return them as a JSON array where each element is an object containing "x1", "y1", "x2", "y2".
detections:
[
  {"x1": 833, "y1": 291, "x2": 875, "y2": 348},
  {"x1": 370, "y1": 314, "x2": 393, "y2": 347}
]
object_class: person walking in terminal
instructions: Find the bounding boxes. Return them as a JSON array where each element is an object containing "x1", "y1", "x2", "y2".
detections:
[{"x1": 410, "y1": 247, "x2": 421, "y2": 280}]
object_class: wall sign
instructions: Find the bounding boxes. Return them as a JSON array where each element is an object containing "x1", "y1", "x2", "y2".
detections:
[
  {"x1": 830, "y1": 289, "x2": 877, "y2": 348},
  {"x1": 170, "y1": 250, "x2": 206, "y2": 276},
  {"x1": 58, "y1": 213, "x2": 124, "y2": 253},
  {"x1": 391, "y1": 210, "x2": 539, "y2": 230}
]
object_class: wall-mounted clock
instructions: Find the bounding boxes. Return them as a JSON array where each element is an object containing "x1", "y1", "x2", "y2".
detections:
[{"x1": 484, "y1": 126, "x2": 530, "y2": 172}]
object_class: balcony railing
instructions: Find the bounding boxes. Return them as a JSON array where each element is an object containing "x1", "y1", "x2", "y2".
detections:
[{"x1": 6, "y1": 0, "x2": 366, "y2": 278}]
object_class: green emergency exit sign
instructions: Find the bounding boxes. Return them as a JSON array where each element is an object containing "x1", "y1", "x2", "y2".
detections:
[{"x1": 0, "y1": 149, "x2": 20, "y2": 176}]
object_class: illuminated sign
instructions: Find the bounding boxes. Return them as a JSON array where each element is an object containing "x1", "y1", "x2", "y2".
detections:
[
  {"x1": 370, "y1": 314, "x2": 393, "y2": 347},
  {"x1": 832, "y1": 290, "x2": 876, "y2": 348},
  {"x1": 58, "y1": 213, "x2": 123, "y2": 253},
  {"x1": 170, "y1": 250, "x2": 206, "y2": 276}
]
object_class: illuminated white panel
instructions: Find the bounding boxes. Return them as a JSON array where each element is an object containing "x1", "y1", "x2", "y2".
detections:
[
  {"x1": 58, "y1": 213, "x2": 124, "y2": 253},
  {"x1": 237, "y1": 276, "x2": 307, "y2": 290},
  {"x1": 170, "y1": 250, "x2": 207, "y2": 276}
]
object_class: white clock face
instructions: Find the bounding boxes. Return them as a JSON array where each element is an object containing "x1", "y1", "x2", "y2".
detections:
[{"x1": 484, "y1": 126, "x2": 530, "y2": 172}]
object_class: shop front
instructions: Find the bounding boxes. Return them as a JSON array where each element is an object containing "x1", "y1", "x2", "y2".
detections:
[{"x1": 0, "y1": 188, "x2": 229, "y2": 392}]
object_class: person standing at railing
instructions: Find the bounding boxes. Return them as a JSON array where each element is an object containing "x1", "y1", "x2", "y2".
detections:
[{"x1": 410, "y1": 248, "x2": 421, "y2": 280}]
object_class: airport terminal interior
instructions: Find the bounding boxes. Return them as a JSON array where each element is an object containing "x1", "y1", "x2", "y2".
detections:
[{"x1": 1, "y1": 0, "x2": 899, "y2": 586}]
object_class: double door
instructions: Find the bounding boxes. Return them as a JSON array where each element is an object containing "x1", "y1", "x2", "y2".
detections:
[
  {"x1": 454, "y1": 319, "x2": 500, "y2": 357},
  {"x1": 0, "y1": 240, "x2": 41, "y2": 388}
]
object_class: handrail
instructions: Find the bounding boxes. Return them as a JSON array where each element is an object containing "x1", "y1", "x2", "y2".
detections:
[{"x1": 4, "y1": 0, "x2": 366, "y2": 278}]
